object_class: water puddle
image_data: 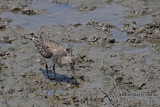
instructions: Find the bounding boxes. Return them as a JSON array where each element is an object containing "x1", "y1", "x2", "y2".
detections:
[
  {"x1": 0, "y1": 0, "x2": 129, "y2": 28},
  {"x1": 131, "y1": 15, "x2": 152, "y2": 26},
  {"x1": 109, "y1": 45, "x2": 151, "y2": 57},
  {"x1": 111, "y1": 28, "x2": 129, "y2": 42},
  {"x1": 1, "y1": 0, "x2": 152, "y2": 28},
  {"x1": 0, "y1": 0, "x2": 154, "y2": 42},
  {"x1": 0, "y1": 43, "x2": 5, "y2": 47}
]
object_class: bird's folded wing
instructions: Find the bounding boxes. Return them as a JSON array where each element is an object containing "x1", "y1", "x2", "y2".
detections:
[
  {"x1": 39, "y1": 45, "x2": 53, "y2": 58},
  {"x1": 34, "y1": 39, "x2": 52, "y2": 58},
  {"x1": 43, "y1": 39, "x2": 67, "y2": 57}
]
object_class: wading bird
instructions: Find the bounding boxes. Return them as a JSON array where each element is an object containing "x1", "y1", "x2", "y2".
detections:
[{"x1": 30, "y1": 33, "x2": 75, "y2": 82}]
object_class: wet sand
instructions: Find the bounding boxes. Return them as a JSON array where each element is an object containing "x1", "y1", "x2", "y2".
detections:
[{"x1": 0, "y1": 0, "x2": 160, "y2": 106}]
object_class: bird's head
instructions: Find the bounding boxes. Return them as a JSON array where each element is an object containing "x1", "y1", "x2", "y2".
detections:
[
  {"x1": 30, "y1": 32, "x2": 41, "y2": 41},
  {"x1": 30, "y1": 32, "x2": 35, "y2": 40}
]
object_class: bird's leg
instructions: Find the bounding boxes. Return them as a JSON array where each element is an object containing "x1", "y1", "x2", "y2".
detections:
[
  {"x1": 53, "y1": 64, "x2": 57, "y2": 79},
  {"x1": 70, "y1": 76, "x2": 75, "y2": 80},
  {"x1": 46, "y1": 63, "x2": 49, "y2": 79},
  {"x1": 53, "y1": 64, "x2": 62, "y2": 85}
]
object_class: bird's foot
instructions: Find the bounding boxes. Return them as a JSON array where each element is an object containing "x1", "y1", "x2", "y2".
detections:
[
  {"x1": 69, "y1": 76, "x2": 75, "y2": 80},
  {"x1": 69, "y1": 76, "x2": 79, "y2": 86}
]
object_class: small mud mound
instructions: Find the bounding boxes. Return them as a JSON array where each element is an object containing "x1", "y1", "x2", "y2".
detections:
[{"x1": 123, "y1": 20, "x2": 160, "y2": 39}]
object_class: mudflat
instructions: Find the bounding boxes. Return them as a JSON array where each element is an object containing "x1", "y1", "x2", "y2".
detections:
[{"x1": 0, "y1": 0, "x2": 160, "y2": 106}]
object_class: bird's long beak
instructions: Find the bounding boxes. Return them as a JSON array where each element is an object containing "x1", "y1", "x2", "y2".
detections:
[{"x1": 71, "y1": 66, "x2": 79, "y2": 85}]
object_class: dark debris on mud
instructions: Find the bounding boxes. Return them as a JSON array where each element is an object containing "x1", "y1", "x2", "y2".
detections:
[{"x1": 123, "y1": 20, "x2": 160, "y2": 39}]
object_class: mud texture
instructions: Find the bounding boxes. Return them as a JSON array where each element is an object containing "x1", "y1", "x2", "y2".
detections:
[
  {"x1": 0, "y1": 0, "x2": 33, "y2": 14},
  {"x1": 0, "y1": 0, "x2": 160, "y2": 107}
]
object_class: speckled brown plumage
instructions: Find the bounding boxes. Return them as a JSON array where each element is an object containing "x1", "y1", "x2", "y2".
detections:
[
  {"x1": 31, "y1": 33, "x2": 75, "y2": 82},
  {"x1": 34, "y1": 37, "x2": 67, "y2": 59}
]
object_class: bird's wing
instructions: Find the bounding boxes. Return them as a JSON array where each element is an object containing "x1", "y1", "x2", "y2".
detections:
[
  {"x1": 34, "y1": 38, "x2": 52, "y2": 58},
  {"x1": 43, "y1": 39, "x2": 67, "y2": 57}
]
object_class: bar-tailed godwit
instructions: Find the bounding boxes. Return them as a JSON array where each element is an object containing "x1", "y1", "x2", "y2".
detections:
[{"x1": 30, "y1": 33, "x2": 75, "y2": 82}]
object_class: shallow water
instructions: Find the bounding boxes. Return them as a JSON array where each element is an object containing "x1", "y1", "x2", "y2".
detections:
[
  {"x1": 1, "y1": 0, "x2": 151, "y2": 29},
  {"x1": 1, "y1": 2, "x2": 128, "y2": 28},
  {"x1": 111, "y1": 28, "x2": 129, "y2": 41},
  {"x1": 132, "y1": 15, "x2": 152, "y2": 26},
  {"x1": 0, "y1": 43, "x2": 5, "y2": 47},
  {"x1": 0, "y1": 0, "x2": 153, "y2": 43}
]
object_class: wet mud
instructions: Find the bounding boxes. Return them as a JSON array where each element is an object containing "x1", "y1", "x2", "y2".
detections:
[{"x1": 0, "y1": 0, "x2": 160, "y2": 107}]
